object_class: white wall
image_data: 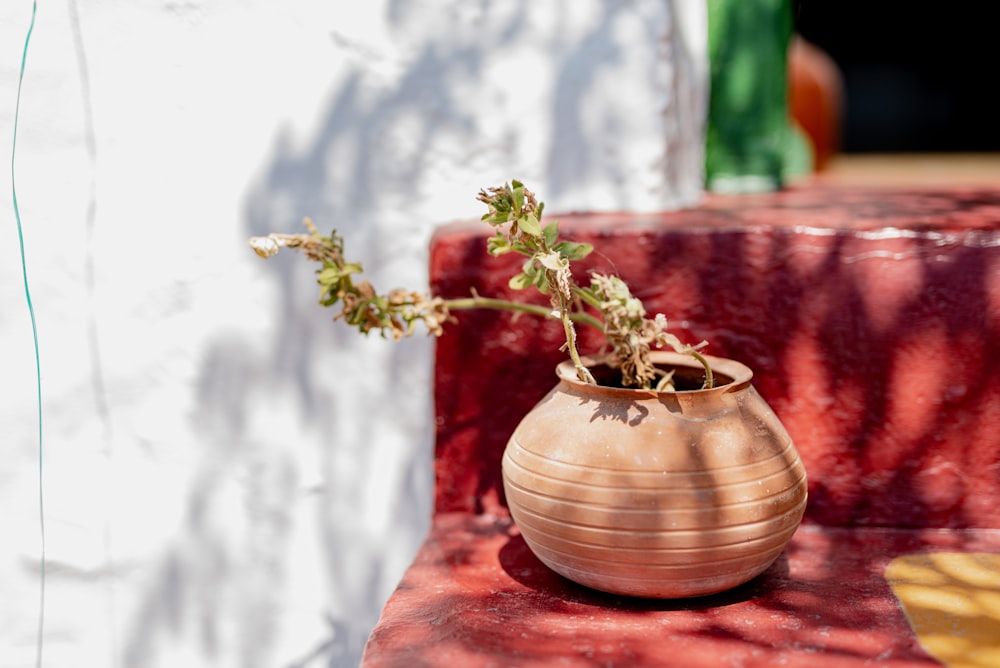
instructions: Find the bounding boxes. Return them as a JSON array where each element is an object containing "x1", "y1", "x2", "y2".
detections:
[{"x1": 0, "y1": 2, "x2": 706, "y2": 666}]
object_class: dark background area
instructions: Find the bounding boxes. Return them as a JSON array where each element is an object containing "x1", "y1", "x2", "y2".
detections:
[{"x1": 794, "y1": 2, "x2": 1000, "y2": 153}]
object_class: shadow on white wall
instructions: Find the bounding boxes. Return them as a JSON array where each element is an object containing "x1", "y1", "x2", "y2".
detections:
[{"x1": 70, "y1": 0, "x2": 704, "y2": 668}]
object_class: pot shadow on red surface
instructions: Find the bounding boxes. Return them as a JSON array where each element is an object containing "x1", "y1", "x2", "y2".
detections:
[
  {"x1": 364, "y1": 516, "x2": 966, "y2": 667},
  {"x1": 497, "y1": 532, "x2": 791, "y2": 611}
]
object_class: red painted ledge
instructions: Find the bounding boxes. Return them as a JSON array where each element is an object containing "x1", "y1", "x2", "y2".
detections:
[
  {"x1": 430, "y1": 186, "x2": 1000, "y2": 527},
  {"x1": 362, "y1": 514, "x2": 1000, "y2": 668},
  {"x1": 362, "y1": 185, "x2": 1000, "y2": 667}
]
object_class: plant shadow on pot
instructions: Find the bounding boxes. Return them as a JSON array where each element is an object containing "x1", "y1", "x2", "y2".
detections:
[
  {"x1": 497, "y1": 532, "x2": 791, "y2": 610},
  {"x1": 582, "y1": 364, "x2": 734, "y2": 425}
]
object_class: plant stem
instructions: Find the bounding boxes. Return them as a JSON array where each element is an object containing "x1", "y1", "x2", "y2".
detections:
[
  {"x1": 574, "y1": 286, "x2": 602, "y2": 311},
  {"x1": 445, "y1": 296, "x2": 604, "y2": 331},
  {"x1": 690, "y1": 349, "x2": 715, "y2": 389},
  {"x1": 446, "y1": 295, "x2": 711, "y2": 390},
  {"x1": 560, "y1": 311, "x2": 596, "y2": 384}
]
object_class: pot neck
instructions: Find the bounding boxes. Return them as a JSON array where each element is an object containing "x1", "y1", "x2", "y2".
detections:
[{"x1": 555, "y1": 351, "x2": 753, "y2": 399}]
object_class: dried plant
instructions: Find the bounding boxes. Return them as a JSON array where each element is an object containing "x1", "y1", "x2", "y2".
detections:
[
  {"x1": 251, "y1": 219, "x2": 452, "y2": 340},
  {"x1": 250, "y1": 181, "x2": 712, "y2": 390}
]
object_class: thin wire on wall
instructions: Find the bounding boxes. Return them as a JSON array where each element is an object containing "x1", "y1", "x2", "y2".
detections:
[{"x1": 10, "y1": 2, "x2": 44, "y2": 667}]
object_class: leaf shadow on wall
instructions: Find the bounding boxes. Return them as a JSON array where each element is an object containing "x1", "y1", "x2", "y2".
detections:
[{"x1": 121, "y1": 2, "x2": 707, "y2": 666}]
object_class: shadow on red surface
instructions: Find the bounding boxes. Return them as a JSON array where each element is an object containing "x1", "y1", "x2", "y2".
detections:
[
  {"x1": 432, "y1": 187, "x2": 1000, "y2": 530},
  {"x1": 364, "y1": 185, "x2": 1000, "y2": 667},
  {"x1": 498, "y1": 532, "x2": 789, "y2": 610}
]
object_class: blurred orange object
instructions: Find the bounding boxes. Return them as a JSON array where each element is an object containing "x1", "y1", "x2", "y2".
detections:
[{"x1": 789, "y1": 35, "x2": 844, "y2": 170}]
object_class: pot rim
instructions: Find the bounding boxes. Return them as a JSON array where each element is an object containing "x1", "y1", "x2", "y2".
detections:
[{"x1": 556, "y1": 351, "x2": 753, "y2": 397}]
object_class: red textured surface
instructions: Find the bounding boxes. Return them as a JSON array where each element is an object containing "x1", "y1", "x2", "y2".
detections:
[
  {"x1": 361, "y1": 514, "x2": 1000, "y2": 668},
  {"x1": 431, "y1": 186, "x2": 1000, "y2": 528},
  {"x1": 363, "y1": 185, "x2": 1000, "y2": 667}
]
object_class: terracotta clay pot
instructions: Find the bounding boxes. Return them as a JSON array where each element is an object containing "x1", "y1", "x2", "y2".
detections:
[{"x1": 502, "y1": 351, "x2": 807, "y2": 598}]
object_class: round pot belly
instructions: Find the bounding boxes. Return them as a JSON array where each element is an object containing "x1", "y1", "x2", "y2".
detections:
[{"x1": 502, "y1": 352, "x2": 808, "y2": 598}]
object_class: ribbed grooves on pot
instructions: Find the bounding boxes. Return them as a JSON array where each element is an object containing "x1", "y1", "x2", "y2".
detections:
[
  {"x1": 503, "y1": 440, "x2": 807, "y2": 525},
  {"x1": 512, "y1": 505, "x2": 802, "y2": 563},
  {"x1": 502, "y1": 434, "x2": 808, "y2": 597},
  {"x1": 508, "y1": 436, "x2": 803, "y2": 487},
  {"x1": 529, "y1": 540, "x2": 789, "y2": 577},
  {"x1": 506, "y1": 490, "x2": 808, "y2": 548},
  {"x1": 504, "y1": 457, "x2": 807, "y2": 512}
]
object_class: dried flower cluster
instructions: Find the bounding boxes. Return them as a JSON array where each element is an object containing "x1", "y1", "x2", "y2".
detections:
[
  {"x1": 250, "y1": 219, "x2": 451, "y2": 340},
  {"x1": 589, "y1": 274, "x2": 708, "y2": 391}
]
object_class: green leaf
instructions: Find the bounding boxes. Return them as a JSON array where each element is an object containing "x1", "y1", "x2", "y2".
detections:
[
  {"x1": 533, "y1": 269, "x2": 551, "y2": 294},
  {"x1": 318, "y1": 286, "x2": 338, "y2": 307},
  {"x1": 318, "y1": 267, "x2": 342, "y2": 284},
  {"x1": 518, "y1": 213, "x2": 542, "y2": 237},
  {"x1": 508, "y1": 272, "x2": 533, "y2": 290},
  {"x1": 487, "y1": 232, "x2": 512, "y2": 256},
  {"x1": 512, "y1": 184, "x2": 524, "y2": 212},
  {"x1": 483, "y1": 212, "x2": 509, "y2": 226},
  {"x1": 542, "y1": 222, "x2": 559, "y2": 247},
  {"x1": 510, "y1": 240, "x2": 536, "y2": 257},
  {"x1": 555, "y1": 241, "x2": 593, "y2": 261}
]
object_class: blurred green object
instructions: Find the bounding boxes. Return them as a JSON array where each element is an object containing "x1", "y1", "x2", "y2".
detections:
[{"x1": 706, "y1": 0, "x2": 798, "y2": 193}]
